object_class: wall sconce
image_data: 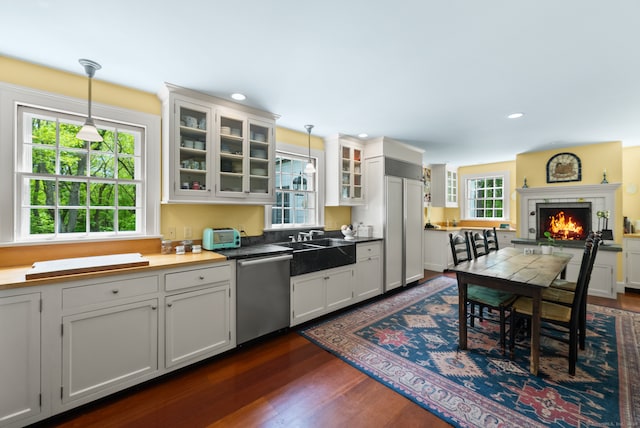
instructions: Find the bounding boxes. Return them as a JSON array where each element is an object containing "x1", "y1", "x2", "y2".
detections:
[
  {"x1": 304, "y1": 124, "x2": 316, "y2": 174},
  {"x1": 76, "y1": 59, "x2": 103, "y2": 142}
]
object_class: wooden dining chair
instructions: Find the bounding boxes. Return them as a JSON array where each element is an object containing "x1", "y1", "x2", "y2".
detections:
[
  {"x1": 484, "y1": 227, "x2": 499, "y2": 252},
  {"x1": 449, "y1": 232, "x2": 472, "y2": 265},
  {"x1": 542, "y1": 232, "x2": 602, "y2": 350},
  {"x1": 509, "y1": 236, "x2": 594, "y2": 375},
  {"x1": 449, "y1": 232, "x2": 515, "y2": 354},
  {"x1": 469, "y1": 231, "x2": 488, "y2": 258}
]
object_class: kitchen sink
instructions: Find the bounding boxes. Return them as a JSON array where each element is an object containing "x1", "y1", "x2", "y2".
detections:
[{"x1": 276, "y1": 239, "x2": 356, "y2": 276}]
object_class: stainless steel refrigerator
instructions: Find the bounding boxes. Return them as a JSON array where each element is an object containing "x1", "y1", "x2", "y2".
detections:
[{"x1": 353, "y1": 156, "x2": 424, "y2": 291}]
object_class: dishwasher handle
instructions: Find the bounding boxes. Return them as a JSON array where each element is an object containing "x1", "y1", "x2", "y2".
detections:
[{"x1": 237, "y1": 254, "x2": 293, "y2": 267}]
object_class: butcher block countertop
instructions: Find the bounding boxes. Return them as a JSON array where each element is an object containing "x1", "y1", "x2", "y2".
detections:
[{"x1": 0, "y1": 250, "x2": 228, "y2": 291}]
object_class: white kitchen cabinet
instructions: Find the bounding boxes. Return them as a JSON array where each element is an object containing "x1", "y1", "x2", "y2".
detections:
[
  {"x1": 61, "y1": 299, "x2": 159, "y2": 405},
  {"x1": 160, "y1": 92, "x2": 213, "y2": 202},
  {"x1": 215, "y1": 108, "x2": 275, "y2": 201},
  {"x1": 164, "y1": 263, "x2": 235, "y2": 369},
  {"x1": 496, "y1": 229, "x2": 516, "y2": 247},
  {"x1": 290, "y1": 265, "x2": 355, "y2": 326},
  {"x1": 159, "y1": 83, "x2": 276, "y2": 204},
  {"x1": 60, "y1": 274, "x2": 160, "y2": 406},
  {"x1": 355, "y1": 241, "x2": 383, "y2": 302},
  {"x1": 624, "y1": 238, "x2": 640, "y2": 289},
  {"x1": 290, "y1": 274, "x2": 325, "y2": 326},
  {"x1": 0, "y1": 292, "x2": 41, "y2": 427},
  {"x1": 325, "y1": 134, "x2": 365, "y2": 206},
  {"x1": 325, "y1": 268, "x2": 356, "y2": 311},
  {"x1": 423, "y1": 229, "x2": 453, "y2": 272},
  {"x1": 430, "y1": 164, "x2": 458, "y2": 207}
]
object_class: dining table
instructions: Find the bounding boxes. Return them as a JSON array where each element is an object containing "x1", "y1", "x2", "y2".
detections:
[{"x1": 451, "y1": 246, "x2": 573, "y2": 375}]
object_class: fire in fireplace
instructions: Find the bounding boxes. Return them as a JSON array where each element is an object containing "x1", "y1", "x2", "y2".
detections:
[{"x1": 536, "y1": 202, "x2": 592, "y2": 241}]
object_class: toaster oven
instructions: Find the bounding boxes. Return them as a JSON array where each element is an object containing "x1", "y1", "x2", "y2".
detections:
[{"x1": 202, "y1": 228, "x2": 241, "y2": 250}]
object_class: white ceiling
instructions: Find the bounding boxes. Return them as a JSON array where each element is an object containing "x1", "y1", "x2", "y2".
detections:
[{"x1": 2, "y1": 0, "x2": 640, "y2": 166}]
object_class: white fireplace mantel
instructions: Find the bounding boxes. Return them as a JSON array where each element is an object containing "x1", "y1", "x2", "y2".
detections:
[{"x1": 516, "y1": 183, "x2": 621, "y2": 240}]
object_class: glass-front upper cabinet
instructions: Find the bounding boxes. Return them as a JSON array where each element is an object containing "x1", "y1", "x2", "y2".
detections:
[
  {"x1": 215, "y1": 108, "x2": 274, "y2": 201},
  {"x1": 341, "y1": 145, "x2": 363, "y2": 200},
  {"x1": 429, "y1": 164, "x2": 458, "y2": 208},
  {"x1": 168, "y1": 98, "x2": 212, "y2": 202},
  {"x1": 160, "y1": 84, "x2": 276, "y2": 204},
  {"x1": 325, "y1": 134, "x2": 365, "y2": 206}
]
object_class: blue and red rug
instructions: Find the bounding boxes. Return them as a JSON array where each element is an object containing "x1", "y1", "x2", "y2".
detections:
[{"x1": 299, "y1": 276, "x2": 640, "y2": 427}]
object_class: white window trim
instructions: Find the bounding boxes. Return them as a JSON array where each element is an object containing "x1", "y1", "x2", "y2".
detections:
[
  {"x1": 460, "y1": 170, "x2": 510, "y2": 221},
  {"x1": 0, "y1": 82, "x2": 161, "y2": 244},
  {"x1": 264, "y1": 142, "x2": 325, "y2": 230}
]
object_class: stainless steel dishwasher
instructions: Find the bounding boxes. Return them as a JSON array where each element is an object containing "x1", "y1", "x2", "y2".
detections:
[{"x1": 235, "y1": 252, "x2": 293, "y2": 345}]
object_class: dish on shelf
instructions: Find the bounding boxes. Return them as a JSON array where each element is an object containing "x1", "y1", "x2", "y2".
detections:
[
  {"x1": 231, "y1": 128, "x2": 241, "y2": 136},
  {"x1": 182, "y1": 139, "x2": 195, "y2": 148},
  {"x1": 254, "y1": 133, "x2": 265, "y2": 142},
  {"x1": 194, "y1": 141, "x2": 205, "y2": 150},
  {"x1": 251, "y1": 167, "x2": 267, "y2": 176},
  {"x1": 183, "y1": 116, "x2": 198, "y2": 128},
  {"x1": 250, "y1": 148, "x2": 267, "y2": 159},
  {"x1": 220, "y1": 126, "x2": 231, "y2": 134}
]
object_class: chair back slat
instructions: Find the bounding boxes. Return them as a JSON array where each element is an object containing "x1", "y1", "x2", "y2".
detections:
[
  {"x1": 470, "y1": 231, "x2": 488, "y2": 258},
  {"x1": 484, "y1": 227, "x2": 499, "y2": 252},
  {"x1": 449, "y1": 232, "x2": 472, "y2": 266}
]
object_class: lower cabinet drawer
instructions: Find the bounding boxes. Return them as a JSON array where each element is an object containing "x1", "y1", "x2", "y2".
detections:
[
  {"x1": 357, "y1": 242, "x2": 381, "y2": 258},
  {"x1": 165, "y1": 264, "x2": 231, "y2": 291},
  {"x1": 62, "y1": 275, "x2": 159, "y2": 310}
]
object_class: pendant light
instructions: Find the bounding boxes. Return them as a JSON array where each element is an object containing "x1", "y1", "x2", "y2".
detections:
[
  {"x1": 76, "y1": 59, "x2": 103, "y2": 142},
  {"x1": 304, "y1": 124, "x2": 316, "y2": 174}
]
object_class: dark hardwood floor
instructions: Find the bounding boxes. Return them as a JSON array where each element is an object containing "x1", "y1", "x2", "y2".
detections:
[{"x1": 32, "y1": 271, "x2": 640, "y2": 428}]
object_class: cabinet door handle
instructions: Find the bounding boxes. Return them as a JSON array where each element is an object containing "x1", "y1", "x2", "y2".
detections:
[
  {"x1": 324, "y1": 276, "x2": 330, "y2": 280},
  {"x1": 198, "y1": 275, "x2": 205, "y2": 280},
  {"x1": 167, "y1": 303, "x2": 173, "y2": 307},
  {"x1": 111, "y1": 289, "x2": 119, "y2": 294},
  {"x1": 151, "y1": 306, "x2": 157, "y2": 310}
]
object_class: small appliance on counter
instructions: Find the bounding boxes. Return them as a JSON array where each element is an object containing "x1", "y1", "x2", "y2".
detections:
[
  {"x1": 357, "y1": 224, "x2": 373, "y2": 238},
  {"x1": 202, "y1": 228, "x2": 241, "y2": 250}
]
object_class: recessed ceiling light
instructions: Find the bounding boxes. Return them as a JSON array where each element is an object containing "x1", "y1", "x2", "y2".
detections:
[
  {"x1": 358, "y1": 133, "x2": 368, "y2": 138},
  {"x1": 231, "y1": 93, "x2": 246, "y2": 101},
  {"x1": 507, "y1": 112, "x2": 524, "y2": 119}
]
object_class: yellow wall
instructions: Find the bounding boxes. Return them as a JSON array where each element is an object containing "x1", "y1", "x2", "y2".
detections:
[
  {"x1": 0, "y1": 55, "x2": 160, "y2": 115},
  {"x1": 1, "y1": 56, "x2": 351, "y2": 240}
]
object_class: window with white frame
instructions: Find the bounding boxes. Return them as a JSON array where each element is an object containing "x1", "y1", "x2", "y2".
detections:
[
  {"x1": 271, "y1": 151, "x2": 317, "y2": 226},
  {"x1": 462, "y1": 172, "x2": 510, "y2": 220},
  {"x1": 0, "y1": 84, "x2": 159, "y2": 244},
  {"x1": 16, "y1": 105, "x2": 145, "y2": 239}
]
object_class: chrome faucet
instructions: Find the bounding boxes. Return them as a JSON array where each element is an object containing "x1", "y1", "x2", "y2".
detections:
[
  {"x1": 298, "y1": 231, "x2": 311, "y2": 241},
  {"x1": 309, "y1": 230, "x2": 325, "y2": 239}
]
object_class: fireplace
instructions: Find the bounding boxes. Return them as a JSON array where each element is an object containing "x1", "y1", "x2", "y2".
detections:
[{"x1": 536, "y1": 202, "x2": 592, "y2": 241}]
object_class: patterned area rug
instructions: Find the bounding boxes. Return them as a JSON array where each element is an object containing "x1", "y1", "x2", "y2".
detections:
[{"x1": 299, "y1": 276, "x2": 640, "y2": 428}]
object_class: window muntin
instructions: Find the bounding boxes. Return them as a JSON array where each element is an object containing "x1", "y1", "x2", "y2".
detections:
[
  {"x1": 465, "y1": 175, "x2": 505, "y2": 219},
  {"x1": 17, "y1": 106, "x2": 144, "y2": 239},
  {"x1": 271, "y1": 152, "x2": 317, "y2": 226}
]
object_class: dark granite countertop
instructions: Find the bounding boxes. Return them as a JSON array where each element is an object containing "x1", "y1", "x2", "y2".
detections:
[{"x1": 214, "y1": 244, "x2": 293, "y2": 260}]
